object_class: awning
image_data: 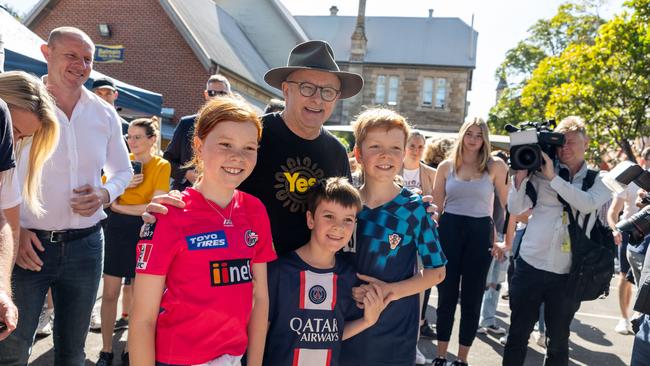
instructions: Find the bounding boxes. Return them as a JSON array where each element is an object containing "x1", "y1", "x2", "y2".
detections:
[{"x1": 0, "y1": 9, "x2": 163, "y2": 116}]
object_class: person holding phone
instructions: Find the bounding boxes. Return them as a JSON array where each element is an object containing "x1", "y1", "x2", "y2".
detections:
[{"x1": 97, "y1": 117, "x2": 170, "y2": 366}]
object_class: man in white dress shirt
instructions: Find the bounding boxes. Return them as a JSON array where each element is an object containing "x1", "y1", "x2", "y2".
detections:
[
  {"x1": 0, "y1": 27, "x2": 132, "y2": 366},
  {"x1": 503, "y1": 116, "x2": 612, "y2": 366}
]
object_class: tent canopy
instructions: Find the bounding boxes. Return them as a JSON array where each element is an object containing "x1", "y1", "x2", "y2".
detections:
[{"x1": 0, "y1": 9, "x2": 163, "y2": 116}]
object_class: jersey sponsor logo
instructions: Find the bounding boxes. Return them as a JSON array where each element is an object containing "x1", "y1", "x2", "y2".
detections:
[
  {"x1": 308, "y1": 285, "x2": 327, "y2": 305},
  {"x1": 136, "y1": 243, "x2": 153, "y2": 269},
  {"x1": 139, "y1": 223, "x2": 156, "y2": 240},
  {"x1": 274, "y1": 157, "x2": 325, "y2": 213},
  {"x1": 186, "y1": 231, "x2": 228, "y2": 250},
  {"x1": 388, "y1": 233, "x2": 402, "y2": 250},
  {"x1": 244, "y1": 229, "x2": 258, "y2": 247},
  {"x1": 210, "y1": 259, "x2": 252, "y2": 286},
  {"x1": 290, "y1": 316, "x2": 340, "y2": 343}
]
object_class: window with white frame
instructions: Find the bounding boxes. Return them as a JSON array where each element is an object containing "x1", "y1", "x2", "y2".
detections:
[
  {"x1": 375, "y1": 75, "x2": 386, "y2": 104},
  {"x1": 375, "y1": 75, "x2": 399, "y2": 105},
  {"x1": 435, "y1": 78, "x2": 447, "y2": 109},
  {"x1": 387, "y1": 76, "x2": 399, "y2": 105},
  {"x1": 422, "y1": 77, "x2": 434, "y2": 106}
]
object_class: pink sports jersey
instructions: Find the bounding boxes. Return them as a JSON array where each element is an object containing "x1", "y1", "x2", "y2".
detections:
[{"x1": 136, "y1": 188, "x2": 277, "y2": 365}]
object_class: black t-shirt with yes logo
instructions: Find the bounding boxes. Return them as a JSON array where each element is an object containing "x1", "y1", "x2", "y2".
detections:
[{"x1": 239, "y1": 113, "x2": 351, "y2": 255}]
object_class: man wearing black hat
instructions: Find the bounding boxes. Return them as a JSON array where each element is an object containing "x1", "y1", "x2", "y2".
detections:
[
  {"x1": 145, "y1": 40, "x2": 363, "y2": 256},
  {"x1": 237, "y1": 40, "x2": 362, "y2": 255}
]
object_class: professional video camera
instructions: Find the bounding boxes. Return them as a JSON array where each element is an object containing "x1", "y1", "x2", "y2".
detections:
[
  {"x1": 604, "y1": 161, "x2": 650, "y2": 245},
  {"x1": 506, "y1": 120, "x2": 565, "y2": 171}
]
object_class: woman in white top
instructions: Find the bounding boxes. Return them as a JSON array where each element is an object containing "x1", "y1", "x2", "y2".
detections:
[{"x1": 401, "y1": 130, "x2": 436, "y2": 196}]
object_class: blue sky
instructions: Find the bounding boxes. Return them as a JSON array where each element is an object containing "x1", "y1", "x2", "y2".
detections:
[{"x1": 3, "y1": 0, "x2": 626, "y2": 121}]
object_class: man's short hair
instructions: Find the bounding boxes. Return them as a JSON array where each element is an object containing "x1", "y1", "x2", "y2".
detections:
[
  {"x1": 206, "y1": 74, "x2": 231, "y2": 92},
  {"x1": 306, "y1": 177, "x2": 362, "y2": 215},
  {"x1": 47, "y1": 27, "x2": 94, "y2": 50},
  {"x1": 555, "y1": 116, "x2": 587, "y2": 137},
  {"x1": 263, "y1": 98, "x2": 285, "y2": 114}
]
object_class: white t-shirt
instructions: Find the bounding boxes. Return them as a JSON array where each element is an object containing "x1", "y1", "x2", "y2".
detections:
[
  {"x1": 615, "y1": 182, "x2": 640, "y2": 220},
  {"x1": 402, "y1": 167, "x2": 421, "y2": 192},
  {"x1": 0, "y1": 168, "x2": 21, "y2": 210}
]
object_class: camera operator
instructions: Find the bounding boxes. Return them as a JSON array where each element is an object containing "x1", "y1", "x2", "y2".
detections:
[{"x1": 503, "y1": 116, "x2": 611, "y2": 366}]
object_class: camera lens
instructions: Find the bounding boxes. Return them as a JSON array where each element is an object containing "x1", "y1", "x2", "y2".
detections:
[
  {"x1": 616, "y1": 205, "x2": 650, "y2": 245},
  {"x1": 512, "y1": 145, "x2": 541, "y2": 171}
]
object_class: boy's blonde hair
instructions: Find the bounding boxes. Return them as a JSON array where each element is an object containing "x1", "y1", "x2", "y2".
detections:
[
  {"x1": 448, "y1": 117, "x2": 491, "y2": 172},
  {"x1": 352, "y1": 108, "x2": 411, "y2": 149},
  {"x1": 554, "y1": 116, "x2": 587, "y2": 138}
]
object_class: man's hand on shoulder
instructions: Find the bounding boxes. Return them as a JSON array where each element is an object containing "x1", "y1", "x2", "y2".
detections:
[{"x1": 142, "y1": 190, "x2": 185, "y2": 224}]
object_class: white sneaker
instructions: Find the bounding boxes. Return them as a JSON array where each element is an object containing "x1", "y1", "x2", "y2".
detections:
[
  {"x1": 89, "y1": 308, "x2": 101, "y2": 331},
  {"x1": 36, "y1": 308, "x2": 53, "y2": 336},
  {"x1": 499, "y1": 334, "x2": 508, "y2": 345},
  {"x1": 615, "y1": 318, "x2": 632, "y2": 335},
  {"x1": 534, "y1": 331, "x2": 547, "y2": 348},
  {"x1": 415, "y1": 346, "x2": 432, "y2": 365}
]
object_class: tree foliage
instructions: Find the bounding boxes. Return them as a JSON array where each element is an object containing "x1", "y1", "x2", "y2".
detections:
[
  {"x1": 489, "y1": 0, "x2": 649, "y2": 162},
  {"x1": 489, "y1": 1, "x2": 606, "y2": 133}
]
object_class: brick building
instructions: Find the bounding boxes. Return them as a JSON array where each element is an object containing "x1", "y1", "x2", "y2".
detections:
[
  {"x1": 25, "y1": 0, "x2": 477, "y2": 132},
  {"x1": 24, "y1": 0, "x2": 284, "y2": 122}
]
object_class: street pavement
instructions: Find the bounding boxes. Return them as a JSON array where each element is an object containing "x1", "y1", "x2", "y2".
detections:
[{"x1": 29, "y1": 276, "x2": 635, "y2": 366}]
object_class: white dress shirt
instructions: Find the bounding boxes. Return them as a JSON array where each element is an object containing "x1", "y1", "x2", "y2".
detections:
[
  {"x1": 508, "y1": 162, "x2": 612, "y2": 274},
  {"x1": 20, "y1": 87, "x2": 132, "y2": 230}
]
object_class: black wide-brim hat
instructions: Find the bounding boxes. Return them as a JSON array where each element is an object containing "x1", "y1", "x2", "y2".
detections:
[{"x1": 264, "y1": 40, "x2": 363, "y2": 99}]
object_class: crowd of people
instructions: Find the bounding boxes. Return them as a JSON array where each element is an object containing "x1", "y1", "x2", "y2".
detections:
[{"x1": 0, "y1": 25, "x2": 648, "y2": 366}]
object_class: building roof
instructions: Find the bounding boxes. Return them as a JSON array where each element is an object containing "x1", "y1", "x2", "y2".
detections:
[
  {"x1": 2, "y1": 8, "x2": 163, "y2": 116},
  {"x1": 295, "y1": 15, "x2": 478, "y2": 68},
  {"x1": 161, "y1": 0, "x2": 279, "y2": 96}
]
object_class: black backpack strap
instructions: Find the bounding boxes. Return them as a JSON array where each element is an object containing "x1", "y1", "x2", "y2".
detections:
[
  {"x1": 525, "y1": 181, "x2": 537, "y2": 207},
  {"x1": 582, "y1": 169, "x2": 598, "y2": 191}
]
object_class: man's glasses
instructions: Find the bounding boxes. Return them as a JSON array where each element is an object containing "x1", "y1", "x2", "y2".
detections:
[
  {"x1": 206, "y1": 90, "x2": 229, "y2": 97},
  {"x1": 124, "y1": 134, "x2": 151, "y2": 141},
  {"x1": 285, "y1": 81, "x2": 340, "y2": 102}
]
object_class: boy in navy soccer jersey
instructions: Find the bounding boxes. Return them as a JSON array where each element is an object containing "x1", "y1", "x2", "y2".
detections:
[
  {"x1": 340, "y1": 108, "x2": 447, "y2": 366},
  {"x1": 264, "y1": 177, "x2": 386, "y2": 366}
]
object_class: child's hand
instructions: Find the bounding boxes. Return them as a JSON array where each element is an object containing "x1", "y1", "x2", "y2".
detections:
[
  {"x1": 352, "y1": 285, "x2": 368, "y2": 309},
  {"x1": 362, "y1": 284, "x2": 386, "y2": 327},
  {"x1": 357, "y1": 273, "x2": 398, "y2": 305}
]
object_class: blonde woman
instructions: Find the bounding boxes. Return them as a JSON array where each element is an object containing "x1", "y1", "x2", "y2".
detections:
[
  {"x1": 431, "y1": 118, "x2": 508, "y2": 366},
  {"x1": 0, "y1": 71, "x2": 59, "y2": 216},
  {"x1": 0, "y1": 70, "x2": 59, "y2": 339}
]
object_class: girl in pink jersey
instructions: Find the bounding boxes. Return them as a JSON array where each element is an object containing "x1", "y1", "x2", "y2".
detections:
[{"x1": 129, "y1": 97, "x2": 276, "y2": 366}]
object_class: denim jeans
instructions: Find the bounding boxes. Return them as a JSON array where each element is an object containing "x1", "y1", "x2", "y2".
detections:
[
  {"x1": 503, "y1": 258, "x2": 580, "y2": 366},
  {"x1": 0, "y1": 228, "x2": 103, "y2": 366},
  {"x1": 479, "y1": 256, "x2": 508, "y2": 327},
  {"x1": 632, "y1": 315, "x2": 650, "y2": 366}
]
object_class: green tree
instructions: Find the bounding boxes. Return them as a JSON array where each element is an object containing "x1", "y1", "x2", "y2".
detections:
[
  {"x1": 531, "y1": 0, "x2": 650, "y2": 161},
  {"x1": 489, "y1": 0, "x2": 606, "y2": 134}
]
